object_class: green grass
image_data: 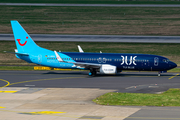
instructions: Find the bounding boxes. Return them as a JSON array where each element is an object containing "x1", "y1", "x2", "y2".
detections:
[
  {"x1": 93, "y1": 88, "x2": 180, "y2": 106},
  {"x1": 1, "y1": 0, "x2": 180, "y2": 4},
  {"x1": 1, "y1": 6, "x2": 180, "y2": 35},
  {"x1": 0, "y1": 66, "x2": 34, "y2": 70},
  {"x1": 168, "y1": 68, "x2": 180, "y2": 72}
]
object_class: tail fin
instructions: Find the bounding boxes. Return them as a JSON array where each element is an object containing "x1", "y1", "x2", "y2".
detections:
[{"x1": 11, "y1": 20, "x2": 39, "y2": 53}]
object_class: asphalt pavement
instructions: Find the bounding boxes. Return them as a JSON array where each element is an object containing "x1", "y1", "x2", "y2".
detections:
[
  {"x1": 0, "y1": 70, "x2": 179, "y2": 93},
  {"x1": 0, "y1": 70, "x2": 180, "y2": 120},
  {"x1": 1, "y1": 34, "x2": 180, "y2": 43},
  {"x1": 1, "y1": 3, "x2": 180, "y2": 7}
]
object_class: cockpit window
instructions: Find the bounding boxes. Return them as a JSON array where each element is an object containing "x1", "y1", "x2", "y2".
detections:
[
  {"x1": 163, "y1": 59, "x2": 167, "y2": 62},
  {"x1": 163, "y1": 59, "x2": 169, "y2": 63}
]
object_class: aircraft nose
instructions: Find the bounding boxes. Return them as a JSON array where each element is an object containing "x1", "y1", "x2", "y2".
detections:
[{"x1": 169, "y1": 61, "x2": 177, "y2": 69}]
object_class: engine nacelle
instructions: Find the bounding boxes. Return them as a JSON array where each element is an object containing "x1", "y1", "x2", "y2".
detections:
[{"x1": 99, "y1": 65, "x2": 117, "y2": 74}]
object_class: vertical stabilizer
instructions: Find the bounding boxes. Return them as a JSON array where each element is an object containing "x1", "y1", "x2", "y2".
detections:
[{"x1": 11, "y1": 20, "x2": 39, "y2": 53}]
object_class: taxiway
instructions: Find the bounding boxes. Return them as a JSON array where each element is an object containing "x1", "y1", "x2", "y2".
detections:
[
  {"x1": 0, "y1": 70, "x2": 180, "y2": 120},
  {"x1": 1, "y1": 34, "x2": 180, "y2": 43}
]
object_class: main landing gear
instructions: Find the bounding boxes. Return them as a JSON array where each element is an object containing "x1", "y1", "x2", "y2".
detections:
[{"x1": 89, "y1": 68, "x2": 97, "y2": 76}]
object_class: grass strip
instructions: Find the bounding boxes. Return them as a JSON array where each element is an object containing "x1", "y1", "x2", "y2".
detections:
[
  {"x1": 168, "y1": 68, "x2": 180, "y2": 72},
  {"x1": 1, "y1": 0, "x2": 180, "y2": 4},
  {"x1": 1, "y1": 6, "x2": 180, "y2": 35},
  {"x1": 93, "y1": 88, "x2": 180, "y2": 106},
  {"x1": 0, "y1": 66, "x2": 34, "y2": 70}
]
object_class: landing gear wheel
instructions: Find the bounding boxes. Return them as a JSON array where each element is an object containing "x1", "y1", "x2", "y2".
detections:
[
  {"x1": 89, "y1": 68, "x2": 97, "y2": 76},
  {"x1": 92, "y1": 71, "x2": 96, "y2": 76},
  {"x1": 89, "y1": 72, "x2": 92, "y2": 76}
]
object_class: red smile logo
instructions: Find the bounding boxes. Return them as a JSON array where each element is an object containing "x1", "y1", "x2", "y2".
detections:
[{"x1": 17, "y1": 39, "x2": 27, "y2": 46}]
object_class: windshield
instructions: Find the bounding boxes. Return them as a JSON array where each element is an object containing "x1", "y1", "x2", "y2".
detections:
[{"x1": 163, "y1": 59, "x2": 169, "y2": 63}]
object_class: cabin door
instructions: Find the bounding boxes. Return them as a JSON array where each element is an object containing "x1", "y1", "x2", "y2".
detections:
[
  {"x1": 154, "y1": 57, "x2": 159, "y2": 66},
  {"x1": 38, "y1": 54, "x2": 42, "y2": 63}
]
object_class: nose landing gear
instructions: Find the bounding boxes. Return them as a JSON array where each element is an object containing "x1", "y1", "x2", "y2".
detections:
[{"x1": 158, "y1": 71, "x2": 167, "y2": 77}]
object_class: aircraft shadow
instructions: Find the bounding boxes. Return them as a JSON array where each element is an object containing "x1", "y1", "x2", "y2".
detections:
[
  {"x1": 43, "y1": 71, "x2": 88, "y2": 75},
  {"x1": 43, "y1": 71, "x2": 174, "y2": 77}
]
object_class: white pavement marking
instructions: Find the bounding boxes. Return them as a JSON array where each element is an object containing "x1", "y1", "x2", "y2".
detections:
[{"x1": 25, "y1": 85, "x2": 35, "y2": 86}]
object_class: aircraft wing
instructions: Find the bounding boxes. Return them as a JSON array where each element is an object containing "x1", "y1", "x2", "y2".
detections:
[
  {"x1": 78, "y1": 45, "x2": 102, "y2": 53},
  {"x1": 54, "y1": 51, "x2": 101, "y2": 69}
]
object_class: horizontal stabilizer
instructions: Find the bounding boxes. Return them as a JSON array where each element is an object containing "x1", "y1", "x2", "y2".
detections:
[{"x1": 4, "y1": 51, "x2": 29, "y2": 56}]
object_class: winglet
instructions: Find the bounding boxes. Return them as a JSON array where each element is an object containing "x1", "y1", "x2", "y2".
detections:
[
  {"x1": 78, "y1": 45, "x2": 84, "y2": 53},
  {"x1": 54, "y1": 51, "x2": 64, "y2": 62}
]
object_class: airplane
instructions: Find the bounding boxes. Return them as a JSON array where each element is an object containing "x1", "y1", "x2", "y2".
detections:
[{"x1": 8, "y1": 20, "x2": 177, "y2": 76}]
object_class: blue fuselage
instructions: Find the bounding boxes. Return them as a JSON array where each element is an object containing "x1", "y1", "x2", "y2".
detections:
[{"x1": 18, "y1": 48, "x2": 177, "y2": 72}]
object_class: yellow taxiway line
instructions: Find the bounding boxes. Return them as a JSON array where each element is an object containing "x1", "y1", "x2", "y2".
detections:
[
  {"x1": 0, "y1": 77, "x2": 85, "y2": 89},
  {"x1": 169, "y1": 74, "x2": 179, "y2": 80},
  {"x1": 0, "y1": 91, "x2": 17, "y2": 93},
  {"x1": 0, "y1": 79, "x2": 10, "y2": 89}
]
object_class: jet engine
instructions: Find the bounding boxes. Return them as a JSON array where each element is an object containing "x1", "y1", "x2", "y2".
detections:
[{"x1": 99, "y1": 65, "x2": 117, "y2": 74}]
